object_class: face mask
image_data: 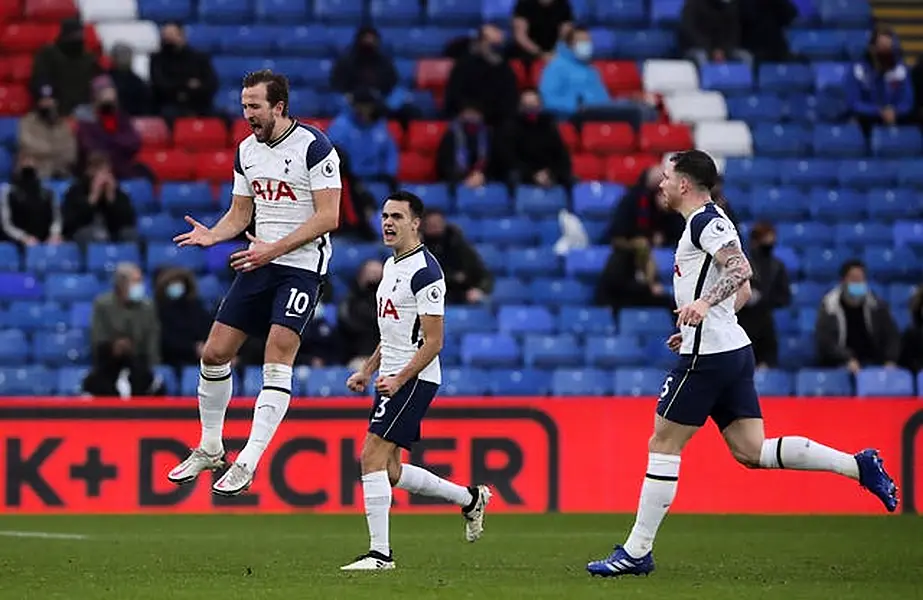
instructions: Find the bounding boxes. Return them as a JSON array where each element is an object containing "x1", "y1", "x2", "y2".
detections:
[
  {"x1": 758, "y1": 242, "x2": 774, "y2": 254},
  {"x1": 846, "y1": 282, "x2": 868, "y2": 298},
  {"x1": 128, "y1": 282, "x2": 146, "y2": 302},
  {"x1": 98, "y1": 101, "x2": 116, "y2": 115},
  {"x1": 17, "y1": 167, "x2": 37, "y2": 184},
  {"x1": 165, "y1": 281, "x2": 185, "y2": 300},
  {"x1": 573, "y1": 41, "x2": 593, "y2": 61},
  {"x1": 161, "y1": 40, "x2": 180, "y2": 53},
  {"x1": 37, "y1": 106, "x2": 56, "y2": 122}
]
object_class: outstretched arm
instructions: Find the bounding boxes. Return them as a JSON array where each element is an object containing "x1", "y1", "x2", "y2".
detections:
[{"x1": 701, "y1": 239, "x2": 753, "y2": 307}]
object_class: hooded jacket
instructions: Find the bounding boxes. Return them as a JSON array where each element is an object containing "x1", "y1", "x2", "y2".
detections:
[
  {"x1": 538, "y1": 42, "x2": 611, "y2": 117},
  {"x1": 815, "y1": 286, "x2": 900, "y2": 366},
  {"x1": 847, "y1": 30, "x2": 914, "y2": 118},
  {"x1": 327, "y1": 109, "x2": 398, "y2": 180}
]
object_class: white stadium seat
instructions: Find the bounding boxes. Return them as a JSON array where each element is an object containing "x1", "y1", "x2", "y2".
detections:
[
  {"x1": 95, "y1": 21, "x2": 161, "y2": 55},
  {"x1": 694, "y1": 121, "x2": 754, "y2": 158},
  {"x1": 664, "y1": 91, "x2": 728, "y2": 124},
  {"x1": 642, "y1": 59, "x2": 699, "y2": 94},
  {"x1": 77, "y1": 0, "x2": 139, "y2": 22},
  {"x1": 132, "y1": 54, "x2": 151, "y2": 82}
]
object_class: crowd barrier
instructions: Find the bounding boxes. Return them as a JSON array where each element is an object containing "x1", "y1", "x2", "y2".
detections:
[{"x1": 1, "y1": 397, "x2": 920, "y2": 515}]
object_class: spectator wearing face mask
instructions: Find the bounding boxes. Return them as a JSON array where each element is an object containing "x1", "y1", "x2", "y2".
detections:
[
  {"x1": 445, "y1": 24, "x2": 520, "y2": 128},
  {"x1": 436, "y1": 103, "x2": 505, "y2": 189},
  {"x1": 17, "y1": 84, "x2": 77, "y2": 180},
  {"x1": 327, "y1": 88, "x2": 398, "y2": 188},
  {"x1": 62, "y1": 153, "x2": 138, "y2": 243},
  {"x1": 499, "y1": 89, "x2": 572, "y2": 190},
  {"x1": 0, "y1": 153, "x2": 62, "y2": 247},
  {"x1": 107, "y1": 43, "x2": 153, "y2": 117},
  {"x1": 512, "y1": 0, "x2": 574, "y2": 64},
  {"x1": 338, "y1": 259, "x2": 384, "y2": 371},
  {"x1": 150, "y1": 22, "x2": 218, "y2": 119},
  {"x1": 77, "y1": 75, "x2": 144, "y2": 181},
  {"x1": 680, "y1": 0, "x2": 754, "y2": 68},
  {"x1": 421, "y1": 210, "x2": 493, "y2": 304},
  {"x1": 848, "y1": 26, "x2": 915, "y2": 138},
  {"x1": 154, "y1": 267, "x2": 211, "y2": 371},
  {"x1": 898, "y1": 284, "x2": 923, "y2": 373},
  {"x1": 815, "y1": 259, "x2": 900, "y2": 374},
  {"x1": 30, "y1": 18, "x2": 100, "y2": 117},
  {"x1": 84, "y1": 262, "x2": 164, "y2": 398},
  {"x1": 735, "y1": 222, "x2": 792, "y2": 368}
]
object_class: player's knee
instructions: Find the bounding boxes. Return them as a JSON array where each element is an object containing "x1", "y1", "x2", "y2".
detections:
[
  {"x1": 200, "y1": 340, "x2": 235, "y2": 366},
  {"x1": 648, "y1": 431, "x2": 684, "y2": 455},
  {"x1": 387, "y1": 462, "x2": 402, "y2": 487},
  {"x1": 360, "y1": 437, "x2": 390, "y2": 474},
  {"x1": 731, "y1": 445, "x2": 762, "y2": 469},
  {"x1": 265, "y1": 327, "x2": 301, "y2": 365}
]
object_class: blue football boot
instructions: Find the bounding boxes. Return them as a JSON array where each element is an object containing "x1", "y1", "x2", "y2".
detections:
[
  {"x1": 855, "y1": 449, "x2": 899, "y2": 512},
  {"x1": 587, "y1": 545, "x2": 655, "y2": 577}
]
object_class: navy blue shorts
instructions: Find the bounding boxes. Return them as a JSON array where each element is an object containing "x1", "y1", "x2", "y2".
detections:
[
  {"x1": 655, "y1": 346, "x2": 762, "y2": 431},
  {"x1": 368, "y1": 377, "x2": 439, "y2": 450},
  {"x1": 215, "y1": 263, "x2": 323, "y2": 339}
]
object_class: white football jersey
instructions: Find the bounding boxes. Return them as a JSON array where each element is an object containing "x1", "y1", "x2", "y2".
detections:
[
  {"x1": 232, "y1": 122, "x2": 342, "y2": 274},
  {"x1": 376, "y1": 245, "x2": 446, "y2": 385},
  {"x1": 673, "y1": 202, "x2": 751, "y2": 355}
]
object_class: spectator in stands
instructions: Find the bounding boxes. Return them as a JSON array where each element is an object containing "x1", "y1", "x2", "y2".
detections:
[
  {"x1": 338, "y1": 259, "x2": 383, "y2": 370},
  {"x1": 84, "y1": 262, "x2": 163, "y2": 397},
  {"x1": 445, "y1": 24, "x2": 520, "y2": 128},
  {"x1": 153, "y1": 267, "x2": 211, "y2": 371},
  {"x1": 499, "y1": 89, "x2": 573, "y2": 191},
  {"x1": 76, "y1": 75, "x2": 144, "y2": 181},
  {"x1": 333, "y1": 146, "x2": 378, "y2": 241},
  {"x1": 594, "y1": 246, "x2": 672, "y2": 314},
  {"x1": 0, "y1": 153, "x2": 62, "y2": 247},
  {"x1": 847, "y1": 26, "x2": 915, "y2": 138},
  {"x1": 108, "y1": 43, "x2": 153, "y2": 117},
  {"x1": 736, "y1": 222, "x2": 792, "y2": 368},
  {"x1": 436, "y1": 103, "x2": 505, "y2": 189},
  {"x1": 62, "y1": 153, "x2": 138, "y2": 243},
  {"x1": 17, "y1": 84, "x2": 77, "y2": 180},
  {"x1": 538, "y1": 27, "x2": 657, "y2": 128},
  {"x1": 512, "y1": 0, "x2": 574, "y2": 64},
  {"x1": 150, "y1": 22, "x2": 218, "y2": 119},
  {"x1": 679, "y1": 0, "x2": 754, "y2": 67},
  {"x1": 815, "y1": 259, "x2": 901, "y2": 374},
  {"x1": 739, "y1": 0, "x2": 798, "y2": 64},
  {"x1": 422, "y1": 210, "x2": 493, "y2": 304},
  {"x1": 327, "y1": 88, "x2": 398, "y2": 188},
  {"x1": 604, "y1": 166, "x2": 684, "y2": 248},
  {"x1": 297, "y1": 304, "x2": 343, "y2": 367},
  {"x1": 30, "y1": 18, "x2": 100, "y2": 117},
  {"x1": 898, "y1": 284, "x2": 923, "y2": 373}
]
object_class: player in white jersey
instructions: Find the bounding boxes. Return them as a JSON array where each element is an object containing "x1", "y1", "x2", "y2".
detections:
[
  {"x1": 587, "y1": 150, "x2": 898, "y2": 578},
  {"x1": 167, "y1": 70, "x2": 342, "y2": 496},
  {"x1": 339, "y1": 191, "x2": 491, "y2": 571}
]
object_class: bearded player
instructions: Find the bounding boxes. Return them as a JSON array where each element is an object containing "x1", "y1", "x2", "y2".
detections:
[
  {"x1": 586, "y1": 150, "x2": 898, "y2": 578},
  {"x1": 167, "y1": 70, "x2": 341, "y2": 496},
  {"x1": 340, "y1": 191, "x2": 491, "y2": 571}
]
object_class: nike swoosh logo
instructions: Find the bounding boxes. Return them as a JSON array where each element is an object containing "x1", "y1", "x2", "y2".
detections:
[
  {"x1": 285, "y1": 311, "x2": 300, "y2": 318},
  {"x1": 370, "y1": 419, "x2": 381, "y2": 424},
  {"x1": 244, "y1": 164, "x2": 255, "y2": 170}
]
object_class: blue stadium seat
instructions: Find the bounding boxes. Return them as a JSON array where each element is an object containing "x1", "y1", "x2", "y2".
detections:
[
  {"x1": 771, "y1": 246, "x2": 801, "y2": 275},
  {"x1": 461, "y1": 333, "x2": 521, "y2": 367},
  {"x1": 614, "y1": 368, "x2": 664, "y2": 396},
  {"x1": 652, "y1": 247, "x2": 675, "y2": 281},
  {"x1": 0, "y1": 366, "x2": 55, "y2": 395},
  {"x1": 796, "y1": 368, "x2": 852, "y2": 396},
  {"x1": 551, "y1": 368, "x2": 612, "y2": 396},
  {"x1": 819, "y1": 0, "x2": 871, "y2": 26},
  {"x1": 618, "y1": 29, "x2": 676, "y2": 58},
  {"x1": 813, "y1": 124, "x2": 866, "y2": 157},
  {"x1": 427, "y1": 0, "x2": 482, "y2": 25},
  {"x1": 25, "y1": 243, "x2": 81, "y2": 273},
  {"x1": 809, "y1": 188, "x2": 866, "y2": 221},
  {"x1": 754, "y1": 369, "x2": 795, "y2": 396},
  {"x1": 5, "y1": 301, "x2": 66, "y2": 332},
  {"x1": 121, "y1": 179, "x2": 157, "y2": 214},
  {"x1": 894, "y1": 221, "x2": 923, "y2": 248},
  {"x1": 300, "y1": 366, "x2": 354, "y2": 397},
  {"x1": 197, "y1": 275, "x2": 224, "y2": 306},
  {"x1": 918, "y1": 372, "x2": 923, "y2": 397},
  {"x1": 86, "y1": 243, "x2": 142, "y2": 275},
  {"x1": 750, "y1": 186, "x2": 809, "y2": 221},
  {"x1": 777, "y1": 222, "x2": 835, "y2": 248},
  {"x1": 529, "y1": 278, "x2": 593, "y2": 305},
  {"x1": 57, "y1": 366, "x2": 90, "y2": 396},
  {"x1": 796, "y1": 308, "x2": 817, "y2": 334},
  {"x1": 726, "y1": 94, "x2": 785, "y2": 124},
  {"x1": 384, "y1": 26, "x2": 471, "y2": 58},
  {"x1": 181, "y1": 366, "x2": 239, "y2": 396},
  {"x1": 456, "y1": 184, "x2": 511, "y2": 217},
  {"x1": 0, "y1": 242, "x2": 18, "y2": 272},
  {"x1": 594, "y1": 0, "x2": 646, "y2": 25},
  {"x1": 588, "y1": 28, "x2": 618, "y2": 58},
  {"x1": 523, "y1": 334, "x2": 583, "y2": 368},
  {"x1": 33, "y1": 331, "x2": 89, "y2": 366},
  {"x1": 791, "y1": 281, "x2": 828, "y2": 307},
  {"x1": 867, "y1": 189, "x2": 922, "y2": 222},
  {"x1": 564, "y1": 246, "x2": 610, "y2": 280},
  {"x1": 329, "y1": 243, "x2": 382, "y2": 275},
  {"x1": 146, "y1": 244, "x2": 206, "y2": 272},
  {"x1": 490, "y1": 277, "x2": 533, "y2": 304},
  {"x1": 788, "y1": 30, "x2": 845, "y2": 60},
  {"x1": 699, "y1": 62, "x2": 753, "y2": 94},
  {"x1": 139, "y1": 0, "x2": 194, "y2": 22},
  {"x1": 138, "y1": 214, "x2": 179, "y2": 241},
  {"x1": 896, "y1": 159, "x2": 923, "y2": 187},
  {"x1": 784, "y1": 93, "x2": 821, "y2": 123},
  {"x1": 835, "y1": 222, "x2": 893, "y2": 249},
  {"x1": 222, "y1": 25, "x2": 281, "y2": 55},
  {"x1": 813, "y1": 62, "x2": 850, "y2": 91},
  {"x1": 242, "y1": 365, "x2": 263, "y2": 396},
  {"x1": 515, "y1": 186, "x2": 567, "y2": 218},
  {"x1": 0, "y1": 330, "x2": 29, "y2": 365},
  {"x1": 888, "y1": 282, "x2": 916, "y2": 309},
  {"x1": 618, "y1": 308, "x2": 673, "y2": 337},
  {"x1": 69, "y1": 302, "x2": 92, "y2": 329},
  {"x1": 758, "y1": 63, "x2": 814, "y2": 93},
  {"x1": 871, "y1": 126, "x2": 923, "y2": 157},
  {"x1": 497, "y1": 306, "x2": 555, "y2": 334},
  {"x1": 753, "y1": 124, "x2": 812, "y2": 157},
  {"x1": 507, "y1": 247, "x2": 561, "y2": 278},
  {"x1": 444, "y1": 306, "x2": 496, "y2": 334},
  {"x1": 475, "y1": 244, "x2": 505, "y2": 274},
  {"x1": 801, "y1": 248, "x2": 845, "y2": 280},
  {"x1": 402, "y1": 184, "x2": 452, "y2": 212},
  {"x1": 585, "y1": 334, "x2": 646, "y2": 367},
  {"x1": 839, "y1": 159, "x2": 896, "y2": 189},
  {"x1": 863, "y1": 245, "x2": 919, "y2": 280},
  {"x1": 153, "y1": 365, "x2": 179, "y2": 395},
  {"x1": 557, "y1": 306, "x2": 616, "y2": 335},
  {"x1": 184, "y1": 24, "x2": 228, "y2": 52},
  {"x1": 0, "y1": 117, "x2": 18, "y2": 149},
  {"x1": 205, "y1": 242, "x2": 238, "y2": 274},
  {"x1": 573, "y1": 182, "x2": 624, "y2": 219},
  {"x1": 160, "y1": 182, "x2": 214, "y2": 215},
  {"x1": 270, "y1": 25, "x2": 331, "y2": 57},
  {"x1": 488, "y1": 368, "x2": 552, "y2": 396},
  {"x1": 481, "y1": 0, "x2": 515, "y2": 23},
  {"x1": 724, "y1": 158, "x2": 780, "y2": 185},
  {"x1": 855, "y1": 367, "x2": 914, "y2": 397},
  {"x1": 650, "y1": 0, "x2": 683, "y2": 25},
  {"x1": 370, "y1": 0, "x2": 421, "y2": 25},
  {"x1": 198, "y1": 0, "x2": 252, "y2": 23},
  {"x1": 777, "y1": 335, "x2": 816, "y2": 370},
  {"x1": 255, "y1": 0, "x2": 311, "y2": 23},
  {"x1": 441, "y1": 367, "x2": 489, "y2": 396},
  {"x1": 28, "y1": 274, "x2": 76, "y2": 301},
  {"x1": 315, "y1": 0, "x2": 365, "y2": 23},
  {"x1": 536, "y1": 219, "x2": 563, "y2": 245}
]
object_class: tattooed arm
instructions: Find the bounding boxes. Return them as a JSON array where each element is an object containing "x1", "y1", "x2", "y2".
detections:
[{"x1": 701, "y1": 240, "x2": 753, "y2": 307}]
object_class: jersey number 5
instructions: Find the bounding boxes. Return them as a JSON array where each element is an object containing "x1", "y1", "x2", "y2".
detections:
[
  {"x1": 285, "y1": 288, "x2": 312, "y2": 316},
  {"x1": 660, "y1": 376, "x2": 675, "y2": 399}
]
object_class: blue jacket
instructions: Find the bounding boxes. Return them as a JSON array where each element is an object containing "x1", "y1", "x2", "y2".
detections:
[
  {"x1": 847, "y1": 52, "x2": 914, "y2": 118},
  {"x1": 327, "y1": 110, "x2": 398, "y2": 180},
  {"x1": 538, "y1": 42, "x2": 611, "y2": 117}
]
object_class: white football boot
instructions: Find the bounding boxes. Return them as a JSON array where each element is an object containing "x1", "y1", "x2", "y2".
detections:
[
  {"x1": 212, "y1": 462, "x2": 254, "y2": 496},
  {"x1": 463, "y1": 485, "x2": 492, "y2": 542},
  {"x1": 340, "y1": 551, "x2": 395, "y2": 571},
  {"x1": 167, "y1": 448, "x2": 226, "y2": 485}
]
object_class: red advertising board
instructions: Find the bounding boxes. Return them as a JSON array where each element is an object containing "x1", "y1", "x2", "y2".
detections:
[{"x1": 1, "y1": 397, "x2": 920, "y2": 515}]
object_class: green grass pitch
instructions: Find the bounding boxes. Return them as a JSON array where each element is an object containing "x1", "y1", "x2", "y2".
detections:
[{"x1": 0, "y1": 514, "x2": 921, "y2": 600}]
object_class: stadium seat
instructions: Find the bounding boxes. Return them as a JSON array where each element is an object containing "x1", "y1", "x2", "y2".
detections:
[
  {"x1": 461, "y1": 333, "x2": 521, "y2": 367},
  {"x1": 664, "y1": 91, "x2": 728, "y2": 124},
  {"x1": 813, "y1": 124, "x2": 866, "y2": 157},
  {"x1": 0, "y1": 55, "x2": 34, "y2": 84},
  {"x1": 791, "y1": 281, "x2": 828, "y2": 307},
  {"x1": 551, "y1": 368, "x2": 612, "y2": 396},
  {"x1": 614, "y1": 368, "x2": 664, "y2": 396},
  {"x1": 557, "y1": 306, "x2": 616, "y2": 335},
  {"x1": 0, "y1": 23, "x2": 58, "y2": 53},
  {"x1": 146, "y1": 244, "x2": 206, "y2": 272},
  {"x1": 585, "y1": 335, "x2": 646, "y2": 367},
  {"x1": 605, "y1": 154, "x2": 660, "y2": 184},
  {"x1": 444, "y1": 306, "x2": 496, "y2": 335},
  {"x1": 750, "y1": 187, "x2": 809, "y2": 221},
  {"x1": 795, "y1": 368, "x2": 852, "y2": 396},
  {"x1": 122, "y1": 179, "x2": 157, "y2": 214},
  {"x1": 868, "y1": 189, "x2": 922, "y2": 222},
  {"x1": 595, "y1": 61, "x2": 642, "y2": 95},
  {"x1": 835, "y1": 222, "x2": 893, "y2": 249},
  {"x1": 456, "y1": 184, "x2": 511, "y2": 217},
  {"x1": 523, "y1": 334, "x2": 583, "y2": 368},
  {"x1": 694, "y1": 121, "x2": 753, "y2": 157},
  {"x1": 194, "y1": 150, "x2": 235, "y2": 182},
  {"x1": 699, "y1": 62, "x2": 754, "y2": 93},
  {"x1": 754, "y1": 369, "x2": 795, "y2": 396},
  {"x1": 370, "y1": 0, "x2": 421, "y2": 25},
  {"x1": 441, "y1": 367, "x2": 489, "y2": 396},
  {"x1": 497, "y1": 306, "x2": 555, "y2": 335},
  {"x1": 639, "y1": 123, "x2": 693, "y2": 154},
  {"x1": 133, "y1": 117, "x2": 171, "y2": 149},
  {"x1": 0, "y1": 84, "x2": 31, "y2": 115},
  {"x1": 530, "y1": 278, "x2": 593, "y2": 306},
  {"x1": 758, "y1": 63, "x2": 814, "y2": 93},
  {"x1": 618, "y1": 308, "x2": 674, "y2": 337},
  {"x1": 802, "y1": 248, "x2": 845, "y2": 281},
  {"x1": 479, "y1": 218, "x2": 539, "y2": 246},
  {"x1": 23, "y1": 243, "x2": 78, "y2": 273},
  {"x1": 488, "y1": 368, "x2": 552, "y2": 396},
  {"x1": 138, "y1": 214, "x2": 179, "y2": 241},
  {"x1": 573, "y1": 182, "x2": 624, "y2": 219},
  {"x1": 515, "y1": 186, "x2": 568, "y2": 217},
  {"x1": 415, "y1": 59, "x2": 453, "y2": 95},
  {"x1": 57, "y1": 366, "x2": 90, "y2": 396},
  {"x1": 572, "y1": 153, "x2": 605, "y2": 180},
  {"x1": 0, "y1": 274, "x2": 43, "y2": 300},
  {"x1": 788, "y1": 30, "x2": 845, "y2": 60},
  {"x1": 753, "y1": 124, "x2": 812, "y2": 157},
  {"x1": 894, "y1": 221, "x2": 923, "y2": 248},
  {"x1": 819, "y1": 0, "x2": 871, "y2": 26},
  {"x1": 138, "y1": 150, "x2": 194, "y2": 181},
  {"x1": 198, "y1": 0, "x2": 253, "y2": 23},
  {"x1": 255, "y1": 0, "x2": 312, "y2": 22},
  {"x1": 33, "y1": 331, "x2": 89, "y2": 366},
  {"x1": 564, "y1": 246, "x2": 610, "y2": 280},
  {"x1": 863, "y1": 245, "x2": 919, "y2": 280},
  {"x1": 855, "y1": 367, "x2": 914, "y2": 397},
  {"x1": 427, "y1": 0, "x2": 481, "y2": 25},
  {"x1": 582, "y1": 122, "x2": 636, "y2": 154},
  {"x1": 173, "y1": 118, "x2": 228, "y2": 151},
  {"x1": 650, "y1": 0, "x2": 683, "y2": 25},
  {"x1": 780, "y1": 159, "x2": 840, "y2": 188},
  {"x1": 871, "y1": 126, "x2": 923, "y2": 157},
  {"x1": 86, "y1": 243, "x2": 142, "y2": 275},
  {"x1": 181, "y1": 366, "x2": 239, "y2": 396},
  {"x1": 0, "y1": 366, "x2": 55, "y2": 395},
  {"x1": 0, "y1": 330, "x2": 30, "y2": 365},
  {"x1": 160, "y1": 182, "x2": 215, "y2": 215},
  {"x1": 839, "y1": 159, "x2": 896, "y2": 189},
  {"x1": 642, "y1": 59, "x2": 699, "y2": 94},
  {"x1": 506, "y1": 248, "x2": 561, "y2": 278},
  {"x1": 3, "y1": 302, "x2": 66, "y2": 332},
  {"x1": 397, "y1": 152, "x2": 437, "y2": 182},
  {"x1": 406, "y1": 121, "x2": 447, "y2": 154}
]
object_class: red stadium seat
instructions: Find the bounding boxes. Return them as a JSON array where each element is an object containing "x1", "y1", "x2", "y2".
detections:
[
  {"x1": 639, "y1": 123, "x2": 693, "y2": 154},
  {"x1": 194, "y1": 150, "x2": 235, "y2": 182},
  {"x1": 416, "y1": 59, "x2": 454, "y2": 95},
  {"x1": 510, "y1": 59, "x2": 531, "y2": 89},
  {"x1": 0, "y1": 84, "x2": 31, "y2": 115},
  {"x1": 605, "y1": 154, "x2": 661, "y2": 184},
  {"x1": 84, "y1": 24, "x2": 102, "y2": 54},
  {"x1": 174, "y1": 117, "x2": 228, "y2": 151},
  {"x1": 406, "y1": 120, "x2": 447, "y2": 154},
  {"x1": 0, "y1": 1, "x2": 23, "y2": 22},
  {"x1": 582, "y1": 122, "x2": 636, "y2": 155},
  {"x1": 387, "y1": 120, "x2": 404, "y2": 149},
  {"x1": 24, "y1": 0, "x2": 78, "y2": 22},
  {"x1": 557, "y1": 122, "x2": 579, "y2": 152},
  {"x1": 571, "y1": 153, "x2": 604, "y2": 181},
  {"x1": 231, "y1": 119, "x2": 251, "y2": 144},
  {"x1": 530, "y1": 58, "x2": 549, "y2": 87},
  {"x1": 0, "y1": 23, "x2": 58, "y2": 53},
  {"x1": 138, "y1": 149, "x2": 194, "y2": 181},
  {"x1": 594, "y1": 61, "x2": 642, "y2": 95},
  {"x1": 132, "y1": 117, "x2": 171, "y2": 149},
  {"x1": 300, "y1": 117, "x2": 330, "y2": 131},
  {"x1": 397, "y1": 152, "x2": 436, "y2": 183},
  {"x1": 0, "y1": 55, "x2": 33, "y2": 83}
]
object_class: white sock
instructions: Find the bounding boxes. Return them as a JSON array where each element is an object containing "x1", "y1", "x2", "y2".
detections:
[
  {"x1": 197, "y1": 361, "x2": 233, "y2": 455},
  {"x1": 235, "y1": 363, "x2": 292, "y2": 471},
  {"x1": 362, "y1": 470, "x2": 392, "y2": 556},
  {"x1": 623, "y1": 453, "x2": 681, "y2": 559},
  {"x1": 396, "y1": 464, "x2": 474, "y2": 508},
  {"x1": 759, "y1": 436, "x2": 859, "y2": 479}
]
